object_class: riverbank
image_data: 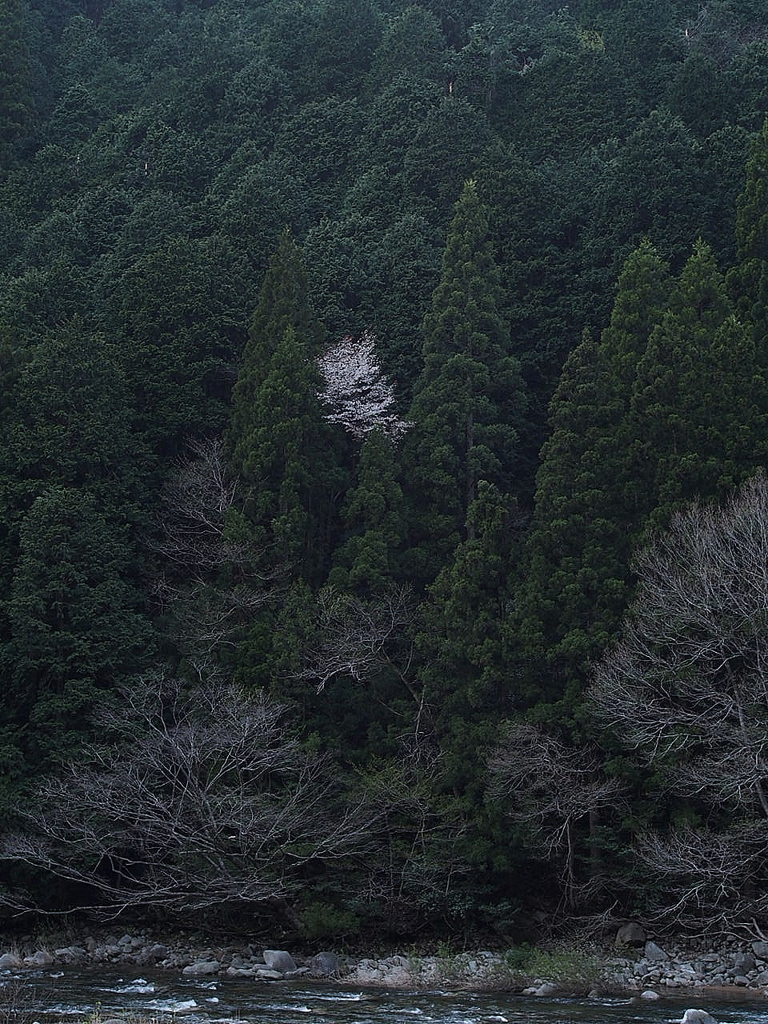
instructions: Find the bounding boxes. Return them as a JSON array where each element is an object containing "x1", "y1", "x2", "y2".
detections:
[{"x1": 2, "y1": 928, "x2": 768, "y2": 1000}]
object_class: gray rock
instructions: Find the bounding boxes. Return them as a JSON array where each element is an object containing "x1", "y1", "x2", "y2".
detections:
[
  {"x1": 225, "y1": 966, "x2": 256, "y2": 978},
  {"x1": 733, "y1": 952, "x2": 756, "y2": 973},
  {"x1": 146, "y1": 944, "x2": 169, "y2": 960},
  {"x1": 262, "y1": 950, "x2": 296, "y2": 973},
  {"x1": 255, "y1": 968, "x2": 283, "y2": 980},
  {"x1": 533, "y1": 982, "x2": 558, "y2": 996},
  {"x1": 640, "y1": 990, "x2": 660, "y2": 1000},
  {"x1": 752, "y1": 940, "x2": 768, "y2": 959},
  {"x1": 615, "y1": 922, "x2": 646, "y2": 947},
  {"x1": 0, "y1": 952, "x2": 22, "y2": 969},
  {"x1": 309, "y1": 952, "x2": 342, "y2": 977},
  {"x1": 24, "y1": 950, "x2": 53, "y2": 967},
  {"x1": 182, "y1": 960, "x2": 220, "y2": 976},
  {"x1": 644, "y1": 941, "x2": 668, "y2": 961},
  {"x1": 680, "y1": 1011, "x2": 717, "y2": 1024},
  {"x1": 54, "y1": 946, "x2": 87, "y2": 964}
]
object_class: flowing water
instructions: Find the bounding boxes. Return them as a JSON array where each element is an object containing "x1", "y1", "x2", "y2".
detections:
[{"x1": 5, "y1": 967, "x2": 768, "y2": 1024}]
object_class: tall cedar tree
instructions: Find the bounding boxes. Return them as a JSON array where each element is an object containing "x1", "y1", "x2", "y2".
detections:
[
  {"x1": 329, "y1": 427, "x2": 405, "y2": 595},
  {"x1": 228, "y1": 230, "x2": 342, "y2": 579},
  {"x1": 510, "y1": 243, "x2": 672, "y2": 709},
  {"x1": 418, "y1": 480, "x2": 518, "y2": 791},
  {"x1": 404, "y1": 179, "x2": 524, "y2": 586},
  {"x1": 730, "y1": 114, "x2": 768, "y2": 355},
  {"x1": 1, "y1": 487, "x2": 149, "y2": 788},
  {"x1": 0, "y1": 0, "x2": 30, "y2": 165},
  {"x1": 629, "y1": 239, "x2": 767, "y2": 532}
]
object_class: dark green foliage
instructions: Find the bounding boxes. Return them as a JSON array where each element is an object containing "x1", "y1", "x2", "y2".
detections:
[
  {"x1": 229, "y1": 229, "x2": 319, "y2": 464},
  {"x1": 0, "y1": 0, "x2": 32, "y2": 165},
  {"x1": 330, "y1": 428, "x2": 406, "y2": 594},
  {"x1": 6, "y1": 318, "x2": 142, "y2": 509},
  {"x1": 229, "y1": 231, "x2": 344, "y2": 580},
  {"x1": 405, "y1": 180, "x2": 525, "y2": 583},
  {"x1": 366, "y1": 5, "x2": 446, "y2": 95},
  {"x1": 3, "y1": 0, "x2": 768, "y2": 937},
  {"x1": 508, "y1": 242, "x2": 672, "y2": 707},
  {"x1": 403, "y1": 97, "x2": 492, "y2": 217},
  {"x1": 511, "y1": 330, "x2": 632, "y2": 707},
  {"x1": 1, "y1": 486, "x2": 150, "y2": 773},
  {"x1": 629, "y1": 239, "x2": 767, "y2": 527},
  {"x1": 109, "y1": 233, "x2": 253, "y2": 454},
  {"x1": 418, "y1": 481, "x2": 518, "y2": 787}
]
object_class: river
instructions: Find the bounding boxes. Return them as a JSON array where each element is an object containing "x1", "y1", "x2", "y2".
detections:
[{"x1": 6, "y1": 967, "x2": 768, "y2": 1024}]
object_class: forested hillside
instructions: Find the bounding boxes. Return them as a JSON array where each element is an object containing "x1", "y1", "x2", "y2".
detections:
[{"x1": 2, "y1": 0, "x2": 768, "y2": 943}]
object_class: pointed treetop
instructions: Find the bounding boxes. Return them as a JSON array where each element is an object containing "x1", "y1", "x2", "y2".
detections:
[
  {"x1": 600, "y1": 239, "x2": 672, "y2": 387},
  {"x1": 669, "y1": 238, "x2": 730, "y2": 332}
]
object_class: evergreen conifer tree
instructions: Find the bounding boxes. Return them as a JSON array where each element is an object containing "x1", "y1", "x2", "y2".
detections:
[
  {"x1": 228, "y1": 232, "x2": 342, "y2": 579},
  {"x1": 404, "y1": 179, "x2": 525, "y2": 585},
  {"x1": 418, "y1": 480, "x2": 517, "y2": 786},
  {"x1": 1, "y1": 487, "x2": 150, "y2": 777},
  {"x1": 330, "y1": 427, "x2": 405, "y2": 595},
  {"x1": 0, "y1": 0, "x2": 30, "y2": 166},
  {"x1": 630, "y1": 240, "x2": 767, "y2": 529},
  {"x1": 510, "y1": 243, "x2": 672, "y2": 706},
  {"x1": 730, "y1": 114, "x2": 768, "y2": 351}
]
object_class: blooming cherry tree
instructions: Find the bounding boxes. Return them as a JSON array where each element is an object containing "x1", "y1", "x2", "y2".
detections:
[{"x1": 318, "y1": 329, "x2": 411, "y2": 441}]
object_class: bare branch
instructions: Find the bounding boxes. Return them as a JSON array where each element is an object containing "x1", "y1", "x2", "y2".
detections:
[{"x1": 0, "y1": 673, "x2": 379, "y2": 919}]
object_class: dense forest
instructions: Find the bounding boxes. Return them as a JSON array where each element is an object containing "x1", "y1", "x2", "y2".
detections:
[{"x1": 3, "y1": 0, "x2": 768, "y2": 945}]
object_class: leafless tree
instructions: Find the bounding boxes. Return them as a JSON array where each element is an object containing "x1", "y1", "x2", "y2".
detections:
[
  {"x1": 293, "y1": 584, "x2": 429, "y2": 738},
  {"x1": 0, "y1": 673, "x2": 379, "y2": 920},
  {"x1": 634, "y1": 822, "x2": 768, "y2": 929},
  {"x1": 588, "y1": 472, "x2": 768, "y2": 926},
  {"x1": 589, "y1": 472, "x2": 768, "y2": 813},
  {"x1": 317, "y1": 329, "x2": 412, "y2": 442},
  {"x1": 488, "y1": 722, "x2": 623, "y2": 910},
  {"x1": 149, "y1": 438, "x2": 283, "y2": 657}
]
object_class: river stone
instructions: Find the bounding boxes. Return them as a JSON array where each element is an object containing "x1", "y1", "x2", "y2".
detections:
[
  {"x1": 54, "y1": 946, "x2": 87, "y2": 964},
  {"x1": 733, "y1": 951, "x2": 756, "y2": 973},
  {"x1": 680, "y1": 1011, "x2": 718, "y2": 1024},
  {"x1": 263, "y1": 950, "x2": 296, "y2": 972},
  {"x1": 255, "y1": 968, "x2": 283, "y2": 980},
  {"x1": 752, "y1": 940, "x2": 768, "y2": 959},
  {"x1": 615, "y1": 922, "x2": 646, "y2": 947},
  {"x1": 644, "y1": 941, "x2": 668, "y2": 961},
  {"x1": 182, "y1": 959, "x2": 220, "y2": 976},
  {"x1": 24, "y1": 950, "x2": 54, "y2": 967},
  {"x1": 533, "y1": 982, "x2": 558, "y2": 996},
  {"x1": 226, "y1": 966, "x2": 255, "y2": 978},
  {"x1": 640, "y1": 990, "x2": 660, "y2": 1000},
  {"x1": 0, "y1": 952, "x2": 22, "y2": 969},
  {"x1": 308, "y1": 952, "x2": 342, "y2": 977}
]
